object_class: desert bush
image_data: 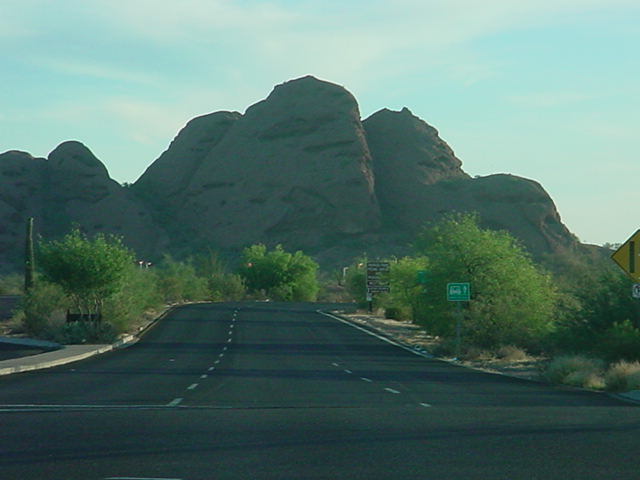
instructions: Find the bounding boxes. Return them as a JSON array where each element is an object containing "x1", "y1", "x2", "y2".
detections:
[
  {"x1": 545, "y1": 355, "x2": 605, "y2": 387},
  {"x1": 156, "y1": 255, "x2": 209, "y2": 303},
  {"x1": 461, "y1": 346, "x2": 494, "y2": 362},
  {"x1": 49, "y1": 320, "x2": 118, "y2": 344},
  {"x1": 496, "y1": 345, "x2": 530, "y2": 362},
  {"x1": 0, "y1": 274, "x2": 23, "y2": 295},
  {"x1": 384, "y1": 305, "x2": 412, "y2": 321},
  {"x1": 21, "y1": 281, "x2": 69, "y2": 336},
  {"x1": 208, "y1": 272, "x2": 246, "y2": 301},
  {"x1": 564, "y1": 370, "x2": 606, "y2": 390},
  {"x1": 604, "y1": 361, "x2": 640, "y2": 392},
  {"x1": 102, "y1": 266, "x2": 163, "y2": 333},
  {"x1": 598, "y1": 320, "x2": 640, "y2": 361}
]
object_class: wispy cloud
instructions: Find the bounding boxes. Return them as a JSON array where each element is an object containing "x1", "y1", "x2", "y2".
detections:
[
  {"x1": 506, "y1": 92, "x2": 595, "y2": 108},
  {"x1": 34, "y1": 58, "x2": 161, "y2": 85}
]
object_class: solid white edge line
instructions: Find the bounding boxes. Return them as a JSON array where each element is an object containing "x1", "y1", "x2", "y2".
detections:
[
  {"x1": 105, "y1": 477, "x2": 183, "y2": 480},
  {"x1": 318, "y1": 311, "x2": 433, "y2": 359}
]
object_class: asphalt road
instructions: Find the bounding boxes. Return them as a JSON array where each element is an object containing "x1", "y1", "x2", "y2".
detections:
[{"x1": 1, "y1": 302, "x2": 639, "y2": 479}]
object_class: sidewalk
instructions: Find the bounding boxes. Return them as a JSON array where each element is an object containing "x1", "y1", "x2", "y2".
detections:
[{"x1": 0, "y1": 334, "x2": 137, "y2": 376}]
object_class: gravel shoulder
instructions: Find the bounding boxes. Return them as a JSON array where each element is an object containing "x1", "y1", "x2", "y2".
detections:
[{"x1": 342, "y1": 312, "x2": 546, "y2": 382}]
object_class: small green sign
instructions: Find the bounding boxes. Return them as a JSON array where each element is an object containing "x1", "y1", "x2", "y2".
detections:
[{"x1": 447, "y1": 283, "x2": 470, "y2": 301}]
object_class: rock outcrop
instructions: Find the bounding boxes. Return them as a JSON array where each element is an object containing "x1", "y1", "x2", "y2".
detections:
[
  {"x1": 0, "y1": 142, "x2": 165, "y2": 272},
  {"x1": 1, "y1": 75, "x2": 580, "y2": 272}
]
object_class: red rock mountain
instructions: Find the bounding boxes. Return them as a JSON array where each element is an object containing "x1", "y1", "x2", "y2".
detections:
[{"x1": 1, "y1": 76, "x2": 578, "y2": 271}]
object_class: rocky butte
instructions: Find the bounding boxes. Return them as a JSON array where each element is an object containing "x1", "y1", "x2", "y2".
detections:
[{"x1": 1, "y1": 76, "x2": 580, "y2": 272}]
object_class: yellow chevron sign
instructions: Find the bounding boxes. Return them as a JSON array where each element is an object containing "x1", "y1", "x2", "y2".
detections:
[{"x1": 612, "y1": 230, "x2": 640, "y2": 281}]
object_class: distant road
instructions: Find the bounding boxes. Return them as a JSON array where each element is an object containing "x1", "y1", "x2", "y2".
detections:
[{"x1": 0, "y1": 302, "x2": 639, "y2": 479}]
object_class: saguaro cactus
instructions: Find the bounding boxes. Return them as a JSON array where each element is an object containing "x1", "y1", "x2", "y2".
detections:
[{"x1": 24, "y1": 217, "x2": 35, "y2": 292}]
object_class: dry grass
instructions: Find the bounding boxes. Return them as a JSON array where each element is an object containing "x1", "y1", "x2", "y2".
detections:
[
  {"x1": 496, "y1": 345, "x2": 530, "y2": 362},
  {"x1": 545, "y1": 355, "x2": 605, "y2": 389},
  {"x1": 604, "y1": 361, "x2": 640, "y2": 392}
]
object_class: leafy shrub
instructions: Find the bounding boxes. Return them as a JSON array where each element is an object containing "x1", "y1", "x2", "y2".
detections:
[{"x1": 238, "y1": 244, "x2": 319, "y2": 301}]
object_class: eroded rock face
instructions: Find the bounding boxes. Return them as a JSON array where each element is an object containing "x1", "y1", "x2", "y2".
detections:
[
  {"x1": 364, "y1": 107, "x2": 469, "y2": 227},
  {"x1": 140, "y1": 76, "x2": 381, "y2": 250},
  {"x1": 134, "y1": 111, "x2": 242, "y2": 199}
]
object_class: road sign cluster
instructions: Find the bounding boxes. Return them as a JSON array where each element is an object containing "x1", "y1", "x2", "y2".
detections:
[{"x1": 366, "y1": 261, "x2": 390, "y2": 295}]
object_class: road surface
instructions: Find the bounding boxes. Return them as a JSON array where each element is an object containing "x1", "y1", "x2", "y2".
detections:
[{"x1": 0, "y1": 302, "x2": 639, "y2": 479}]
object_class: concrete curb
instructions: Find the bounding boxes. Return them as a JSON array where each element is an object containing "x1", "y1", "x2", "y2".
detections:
[{"x1": 0, "y1": 305, "x2": 176, "y2": 376}]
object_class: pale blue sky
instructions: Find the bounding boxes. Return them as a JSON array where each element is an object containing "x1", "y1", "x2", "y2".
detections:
[{"x1": 1, "y1": 0, "x2": 638, "y2": 246}]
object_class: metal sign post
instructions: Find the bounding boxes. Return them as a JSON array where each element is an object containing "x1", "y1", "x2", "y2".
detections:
[
  {"x1": 447, "y1": 283, "x2": 471, "y2": 359},
  {"x1": 366, "y1": 262, "x2": 390, "y2": 312}
]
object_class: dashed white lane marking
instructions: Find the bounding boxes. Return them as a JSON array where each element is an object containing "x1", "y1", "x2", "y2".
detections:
[
  {"x1": 344, "y1": 369, "x2": 352, "y2": 374},
  {"x1": 228, "y1": 330, "x2": 233, "y2": 336},
  {"x1": 208, "y1": 366, "x2": 215, "y2": 371},
  {"x1": 187, "y1": 383, "x2": 199, "y2": 390},
  {"x1": 200, "y1": 374, "x2": 208, "y2": 379},
  {"x1": 223, "y1": 346, "x2": 228, "y2": 351},
  {"x1": 384, "y1": 388, "x2": 401, "y2": 394},
  {"x1": 332, "y1": 362, "x2": 339, "y2": 367},
  {"x1": 420, "y1": 403, "x2": 432, "y2": 408},
  {"x1": 360, "y1": 377, "x2": 373, "y2": 383},
  {"x1": 167, "y1": 398, "x2": 183, "y2": 407},
  {"x1": 214, "y1": 359, "x2": 221, "y2": 364},
  {"x1": 227, "y1": 338, "x2": 232, "y2": 343}
]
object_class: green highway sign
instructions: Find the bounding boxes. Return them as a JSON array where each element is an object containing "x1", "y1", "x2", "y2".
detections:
[{"x1": 447, "y1": 283, "x2": 470, "y2": 302}]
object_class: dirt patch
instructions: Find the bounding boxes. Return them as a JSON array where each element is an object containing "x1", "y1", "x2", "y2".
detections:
[{"x1": 342, "y1": 312, "x2": 546, "y2": 382}]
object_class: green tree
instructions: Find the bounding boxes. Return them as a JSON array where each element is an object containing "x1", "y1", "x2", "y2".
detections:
[
  {"x1": 38, "y1": 229, "x2": 134, "y2": 319},
  {"x1": 414, "y1": 213, "x2": 557, "y2": 349},
  {"x1": 238, "y1": 244, "x2": 319, "y2": 301},
  {"x1": 383, "y1": 256, "x2": 429, "y2": 321},
  {"x1": 344, "y1": 259, "x2": 367, "y2": 307}
]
